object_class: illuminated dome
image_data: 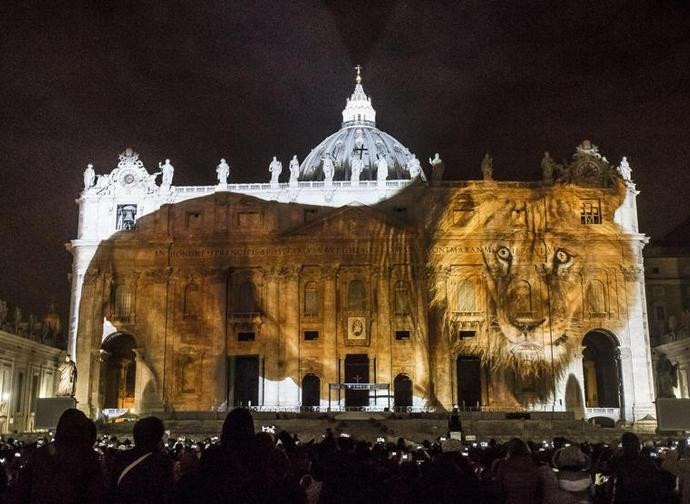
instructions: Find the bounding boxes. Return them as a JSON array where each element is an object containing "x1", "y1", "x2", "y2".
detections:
[{"x1": 299, "y1": 68, "x2": 421, "y2": 181}]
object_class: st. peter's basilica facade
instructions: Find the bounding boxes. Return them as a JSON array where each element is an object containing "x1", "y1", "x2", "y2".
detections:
[{"x1": 67, "y1": 72, "x2": 656, "y2": 424}]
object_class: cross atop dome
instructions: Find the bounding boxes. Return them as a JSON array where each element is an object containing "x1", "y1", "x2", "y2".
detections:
[{"x1": 342, "y1": 65, "x2": 376, "y2": 126}]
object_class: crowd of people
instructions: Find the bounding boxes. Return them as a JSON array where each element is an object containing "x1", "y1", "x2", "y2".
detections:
[{"x1": 0, "y1": 407, "x2": 689, "y2": 503}]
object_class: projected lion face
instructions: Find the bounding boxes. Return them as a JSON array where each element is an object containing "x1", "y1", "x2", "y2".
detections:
[{"x1": 481, "y1": 238, "x2": 581, "y2": 380}]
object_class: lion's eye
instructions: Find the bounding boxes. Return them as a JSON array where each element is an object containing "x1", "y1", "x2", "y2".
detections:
[
  {"x1": 555, "y1": 249, "x2": 571, "y2": 264},
  {"x1": 496, "y1": 247, "x2": 511, "y2": 261}
]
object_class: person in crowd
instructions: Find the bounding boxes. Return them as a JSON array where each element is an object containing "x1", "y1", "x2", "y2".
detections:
[
  {"x1": 7, "y1": 408, "x2": 105, "y2": 504},
  {"x1": 605, "y1": 432, "x2": 664, "y2": 504},
  {"x1": 493, "y1": 437, "x2": 541, "y2": 504},
  {"x1": 542, "y1": 444, "x2": 593, "y2": 504},
  {"x1": 193, "y1": 407, "x2": 260, "y2": 503},
  {"x1": 662, "y1": 437, "x2": 690, "y2": 504},
  {"x1": 107, "y1": 416, "x2": 174, "y2": 504}
]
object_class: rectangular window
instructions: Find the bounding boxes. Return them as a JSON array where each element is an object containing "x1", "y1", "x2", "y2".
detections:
[
  {"x1": 238, "y1": 332, "x2": 255, "y2": 342},
  {"x1": 116, "y1": 204, "x2": 138, "y2": 230},
  {"x1": 651, "y1": 267, "x2": 660, "y2": 274},
  {"x1": 304, "y1": 330, "x2": 319, "y2": 341},
  {"x1": 395, "y1": 330, "x2": 411, "y2": 341},
  {"x1": 237, "y1": 212, "x2": 261, "y2": 227},
  {"x1": 304, "y1": 208, "x2": 318, "y2": 224},
  {"x1": 187, "y1": 211, "x2": 202, "y2": 230},
  {"x1": 580, "y1": 200, "x2": 602, "y2": 224},
  {"x1": 656, "y1": 305, "x2": 666, "y2": 321},
  {"x1": 459, "y1": 331, "x2": 476, "y2": 340}
]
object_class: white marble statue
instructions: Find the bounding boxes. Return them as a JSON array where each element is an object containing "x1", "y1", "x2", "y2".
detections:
[
  {"x1": 57, "y1": 354, "x2": 77, "y2": 397},
  {"x1": 406, "y1": 154, "x2": 421, "y2": 178},
  {"x1": 83, "y1": 163, "x2": 95, "y2": 191},
  {"x1": 322, "y1": 153, "x2": 335, "y2": 184},
  {"x1": 159, "y1": 159, "x2": 174, "y2": 189},
  {"x1": 216, "y1": 158, "x2": 230, "y2": 186},
  {"x1": 289, "y1": 155, "x2": 299, "y2": 187},
  {"x1": 350, "y1": 157, "x2": 363, "y2": 186},
  {"x1": 618, "y1": 156, "x2": 632, "y2": 182},
  {"x1": 269, "y1": 156, "x2": 282, "y2": 186},
  {"x1": 376, "y1": 155, "x2": 388, "y2": 186},
  {"x1": 428, "y1": 153, "x2": 444, "y2": 182}
]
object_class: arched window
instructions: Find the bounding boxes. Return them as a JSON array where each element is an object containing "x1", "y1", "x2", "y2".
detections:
[
  {"x1": 304, "y1": 281, "x2": 319, "y2": 317},
  {"x1": 514, "y1": 280, "x2": 532, "y2": 316},
  {"x1": 587, "y1": 280, "x2": 607, "y2": 314},
  {"x1": 181, "y1": 358, "x2": 197, "y2": 393},
  {"x1": 113, "y1": 284, "x2": 132, "y2": 319},
  {"x1": 394, "y1": 374, "x2": 413, "y2": 409},
  {"x1": 456, "y1": 279, "x2": 477, "y2": 313},
  {"x1": 183, "y1": 283, "x2": 201, "y2": 319},
  {"x1": 348, "y1": 279, "x2": 367, "y2": 311},
  {"x1": 237, "y1": 281, "x2": 258, "y2": 314},
  {"x1": 302, "y1": 373, "x2": 320, "y2": 408},
  {"x1": 394, "y1": 281, "x2": 409, "y2": 315}
]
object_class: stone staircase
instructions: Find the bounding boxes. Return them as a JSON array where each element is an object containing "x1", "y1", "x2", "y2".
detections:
[{"x1": 98, "y1": 410, "x2": 650, "y2": 443}]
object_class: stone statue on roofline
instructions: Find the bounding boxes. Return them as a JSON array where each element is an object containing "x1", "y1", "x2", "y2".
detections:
[
  {"x1": 216, "y1": 158, "x2": 230, "y2": 187},
  {"x1": 350, "y1": 156, "x2": 363, "y2": 186},
  {"x1": 83, "y1": 163, "x2": 95, "y2": 191},
  {"x1": 541, "y1": 152, "x2": 556, "y2": 183},
  {"x1": 428, "y1": 153, "x2": 444, "y2": 183},
  {"x1": 269, "y1": 156, "x2": 282, "y2": 187},
  {"x1": 376, "y1": 154, "x2": 388, "y2": 187},
  {"x1": 481, "y1": 153, "x2": 493, "y2": 181},
  {"x1": 322, "y1": 152, "x2": 335, "y2": 184},
  {"x1": 618, "y1": 156, "x2": 632, "y2": 182},
  {"x1": 407, "y1": 154, "x2": 422, "y2": 179},
  {"x1": 289, "y1": 155, "x2": 299, "y2": 187},
  {"x1": 159, "y1": 159, "x2": 174, "y2": 190}
]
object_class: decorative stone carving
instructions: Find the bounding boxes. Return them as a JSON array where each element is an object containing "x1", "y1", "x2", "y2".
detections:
[
  {"x1": 269, "y1": 156, "x2": 282, "y2": 187},
  {"x1": 376, "y1": 155, "x2": 388, "y2": 187},
  {"x1": 83, "y1": 163, "x2": 95, "y2": 191},
  {"x1": 216, "y1": 158, "x2": 230, "y2": 187},
  {"x1": 481, "y1": 153, "x2": 493, "y2": 181},
  {"x1": 159, "y1": 159, "x2": 174, "y2": 190},
  {"x1": 288, "y1": 155, "x2": 299, "y2": 187}
]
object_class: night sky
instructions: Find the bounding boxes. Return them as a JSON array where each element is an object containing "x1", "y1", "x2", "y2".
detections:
[{"x1": 1, "y1": 0, "x2": 689, "y2": 323}]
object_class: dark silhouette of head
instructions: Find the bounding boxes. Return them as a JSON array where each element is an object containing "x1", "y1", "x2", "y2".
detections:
[
  {"x1": 221, "y1": 408, "x2": 255, "y2": 450},
  {"x1": 54, "y1": 408, "x2": 91, "y2": 447},
  {"x1": 506, "y1": 437, "x2": 531, "y2": 458},
  {"x1": 621, "y1": 432, "x2": 641, "y2": 456},
  {"x1": 133, "y1": 416, "x2": 165, "y2": 451}
]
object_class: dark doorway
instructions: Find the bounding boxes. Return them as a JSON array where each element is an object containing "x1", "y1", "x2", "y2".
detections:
[
  {"x1": 582, "y1": 330, "x2": 621, "y2": 408},
  {"x1": 234, "y1": 356, "x2": 259, "y2": 407},
  {"x1": 344, "y1": 354, "x2": 369, "y2": 407},
  {"x1": 302, "y1": 374, "x2": 320, "y2": 408},
  {"x1": 394, "y1": 374, "x2": 413, "y2": 409},
  {"x1": 456, "y1": 356, "x2": 481, "y2": 409},
  {"x1": 101, "y1": 333, "x2": 137, "y2": 410}
]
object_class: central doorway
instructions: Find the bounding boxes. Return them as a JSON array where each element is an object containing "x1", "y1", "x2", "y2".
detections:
[
  {"x1": 234, "y1": 356, "x2": 259, "y2": 407},
  {"x1": 344, "y1": 354, "x2": 369, "y2": 407},
  {"x1": 582, "y1": 330, "x2": 621, "y2": 408},
  {"x1": 456, "y1": 355, "x2": 481, "y2": 409}
]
